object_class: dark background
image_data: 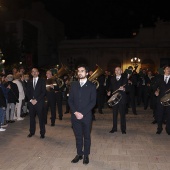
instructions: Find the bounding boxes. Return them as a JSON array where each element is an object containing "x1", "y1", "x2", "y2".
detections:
[{"x1": 40, "y1": 0, "x2": 170, "y2": 39}]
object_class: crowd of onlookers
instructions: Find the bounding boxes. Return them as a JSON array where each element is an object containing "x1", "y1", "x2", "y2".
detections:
[{"x1": 0, "y1": 67, "x2": 29, "y2": 131}]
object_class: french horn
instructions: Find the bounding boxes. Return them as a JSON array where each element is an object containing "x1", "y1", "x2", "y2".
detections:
[{"x1": 88, "y1": 65, "x2": 104, "y2": 89}]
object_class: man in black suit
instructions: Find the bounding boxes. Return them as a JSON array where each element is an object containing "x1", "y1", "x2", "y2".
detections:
[
  {"x1": 154, "y1": 65, "x2": 170, "y2": 135},
  {"x1": 68, "y1": 64, "x2": 96, "y2": 165},
  {"x1": 45, "y1": 70, "x2": 59, "y2": 126},
  {"x1": 124, "y1": 66, "x2": 137, "y2": 115},
  {"x1": 107, "y1": 66, "x2": 128, "y2": 134},
  {"x1": 26, "y1": 68, "x2": 46, "y2": 139}
]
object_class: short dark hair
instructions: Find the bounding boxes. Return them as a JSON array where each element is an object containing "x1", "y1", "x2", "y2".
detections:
[
  {"x1": 163, "y1": 65, "x2": 170, "y2": 70},
  {"x1": 77, "y1": 64, "x2": 89, "y2": 73}
]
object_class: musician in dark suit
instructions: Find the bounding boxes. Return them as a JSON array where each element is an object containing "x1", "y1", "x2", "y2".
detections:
[
  {"x1": 45, "y1": 70, "x2": 59, "y2": 126},
  {"x1": 68, "y1": 64, "x2": 96, "y2": 165},
  {"x1": 107, "y1": 66, "x2": 128, "y2": 134},
  {"x1": 154, "y1": 65, "x2": 170, "y2": 135},
  {"x1": 124, "y1": 66, "x2": 137, "y2": 115},
  {"x1": 26, "y1": 68, "x2": 46, "y2": 139}
]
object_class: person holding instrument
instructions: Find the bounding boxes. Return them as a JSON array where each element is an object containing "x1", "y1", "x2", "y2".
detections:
[
  {"x1": 45, "y1": 70, "x2": 59, "y2": 126},
  {"x1": 154, "y1": 65, "x2": 170, "y2": 135},
  {"x1": 107, "y1": 66, "x2": 128, "y2": 134}
]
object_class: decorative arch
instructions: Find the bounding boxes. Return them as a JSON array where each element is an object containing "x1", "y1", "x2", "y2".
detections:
[
  {"x1": 141, "y1": 59, "x2": 155, "y2": 72},
  {"x1": 107, "y1": 58, "x2": 121, "y2": 74}
]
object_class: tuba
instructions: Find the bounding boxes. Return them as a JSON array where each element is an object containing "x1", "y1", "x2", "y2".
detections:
[
  {"x1": 55, "y1": 64, "x2": 69, "y2": 88},
  {"x1": 88, "y1": 65, "x2": 104, "y2": 89}
]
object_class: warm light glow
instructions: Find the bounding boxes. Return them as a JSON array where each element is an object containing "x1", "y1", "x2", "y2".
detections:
[
  {"x1": 131, "y1": 57, "x2": 141, "y2": 66},
  {"x1": 19, "y1": 62, "x2": 22, "y2": 65},
  {"x1": 2, "y1": 59, "x2": 5, "y2": 64}
]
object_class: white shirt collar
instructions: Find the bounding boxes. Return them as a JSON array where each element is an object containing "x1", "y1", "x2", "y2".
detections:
[{"x1": 79, "y1": 78, "x2": 87, "y2": 83}]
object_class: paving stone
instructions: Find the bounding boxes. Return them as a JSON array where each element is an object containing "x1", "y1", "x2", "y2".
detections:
[{"x1": 1, "y1": 105, "x2": 170, "y2": 170}]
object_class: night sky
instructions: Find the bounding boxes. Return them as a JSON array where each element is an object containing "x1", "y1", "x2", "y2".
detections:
[{"x1": 41, "y1": 1, "x2": 170, "y2": 39}]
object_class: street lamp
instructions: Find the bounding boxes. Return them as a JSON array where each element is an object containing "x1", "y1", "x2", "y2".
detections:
[{"x1": 131, "y1": 57, "x2": 140, "y2": 70}]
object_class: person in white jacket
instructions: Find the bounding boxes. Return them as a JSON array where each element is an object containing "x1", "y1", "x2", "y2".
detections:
[{"x1": 13, "y1": 73, "x2": 25, "y2": 120}]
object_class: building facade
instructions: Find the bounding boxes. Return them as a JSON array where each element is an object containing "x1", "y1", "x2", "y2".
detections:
[{"x1": 58, "y1": 20, "x2": 170, "y2": 73}]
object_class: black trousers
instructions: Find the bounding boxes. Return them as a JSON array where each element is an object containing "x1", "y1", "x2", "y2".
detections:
[
  {"x1": 126, "y1": 92, "x2": 136, "y2": 114},
  {"x1": 97, "y1": 92, "x2": 105, "y2": 111},
  {"x1": 72, "y1": 115, "x2": 92, "y2": 156},
  {"x1": 29, "y1": 103, "x2": 45, "y2": 135},
  {"x1": 56, "y1": 92, "x2": 63, "y2": 118},
  {"x1": 112, "y1": 103, "x2": 126, "y2": 131},
  {"x1": 156, "y1": 101, "x2": 170, "y2": 133},
  {"x1": 45, "y1": 93, "x2": 56, "y2": 124}
]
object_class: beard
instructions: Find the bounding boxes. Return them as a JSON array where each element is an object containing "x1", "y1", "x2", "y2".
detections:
[{"x1": 78, "y1": 74, "x2": 86, "y2": 79}]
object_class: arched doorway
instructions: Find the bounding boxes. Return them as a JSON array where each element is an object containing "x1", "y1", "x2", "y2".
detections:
[
  {"x1": 107, "y1": 59, "x2": 121, "y2": 74},
  {"x1": 141, "y1": 59, "x2": 155, "y2": 72}
]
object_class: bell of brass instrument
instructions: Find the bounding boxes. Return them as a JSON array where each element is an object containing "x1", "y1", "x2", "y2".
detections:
[
  {"x1": 88, "y1": 65, "x2": 104, "y2": 89},
  {"x1": 55, "y1": 64, "x2": 69, "y2": 88}
]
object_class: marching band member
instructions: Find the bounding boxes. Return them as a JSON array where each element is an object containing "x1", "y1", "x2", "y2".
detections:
[
  {"x1": 45, "y1": 70, "x2": 59, "y2": 126},
  {"x1": 154, "y1": 65, "x2": 170, "y2": 135},
  {"x1": 107, "y1": 66, "x2": 128, "y2": 134}
]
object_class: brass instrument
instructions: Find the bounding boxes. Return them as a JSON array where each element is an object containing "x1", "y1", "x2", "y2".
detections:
[
  {"x1": 55, "y1": 64, "x2": 69, "y2": 88},
  {"x1": 88, "y1": 65, "x2": 104, "y2": 89},
  {"x1": 46, "y1": 77, "x2": 57, "y2": 91}
]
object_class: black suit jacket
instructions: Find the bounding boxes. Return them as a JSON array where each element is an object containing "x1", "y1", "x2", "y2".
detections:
[
  {"x1": 26, "y1": 77, "x2": 46, "y2": 105},
  {"x1": 109, "y1": 74, "x2": 128, "y2": 104},
  {"x1": 68, "y1": 80, "x2": 96, "y2": 118},
  {"x1": 154, "y1": 75, "x2": 170, "y2": 100}
]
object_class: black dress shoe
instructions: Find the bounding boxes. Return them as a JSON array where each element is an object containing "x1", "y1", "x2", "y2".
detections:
[
  {"x1": 10, "y1": 120, "x2": 15, "y2": 123},
  {"x1": 83, "y1": 156, "x2": 89, "y2": 165},
  {"x1": 59, "y1": 117, "x2": 62, "y2": 120},
  {"x1": 152, "y1": 120, "x2": 157, "y2": 124},
  {"x1": 40, "y1": 135, "x2": 45, "y2": 139},
  {"x1": 122, "y1": 131, "x2": 126, "y2": 134},
  {"x1": 71, "y1": 155, "x2": 83, "y2": 163},
  {"x1": 156, "y1": 130, "x2": 162, "y2": 134},
  {"x1": 51, "y1": 123, "x2": 55, "y2": 126},
  {"x1": 109, "y1": 129, "x2": 117, "y2": 133},
  {"x1": 27, "y1": 134, "x2": 34, "y2": 138},
  {"x1": 134, "y1": 113, "x2": 137, "y2": 115},
  {"x1": 99, "y1": 111, "x2": 103, "y2": 114}
]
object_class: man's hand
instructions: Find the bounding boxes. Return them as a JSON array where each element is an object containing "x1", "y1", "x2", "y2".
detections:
[
  {"x1": 74, "y1": 111, "x2": 83, "y2": 120},
  {"x1": 119, "y1": 86, "x2": 125, "y2": 91},
  {"x1": 50, "y1": 84, "x2": 54, "y2": 89},
  {"x1": 31, "y1": 99, "x2": 37, "y2": 105},
  {"x1": 107, "y1": 91, "x2": 111, "y2": 96},
  {"x1": 7, "y1": 84, "x2": 11, "y2": 89},
  {"x1": 155, "y1": 89, "x2": 159, "y2": 96},
  {"x1": 128, "y1": 80, "x2": 132, "y2": 84}
]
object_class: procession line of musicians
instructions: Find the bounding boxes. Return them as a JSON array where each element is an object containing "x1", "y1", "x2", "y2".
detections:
[{"x1": 0, "y1": 64, "x2": 170, "y2": 164}]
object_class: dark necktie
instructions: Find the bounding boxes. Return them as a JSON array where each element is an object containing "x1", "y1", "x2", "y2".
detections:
[
  {"x1": 33, "y1": 78, "x2": 36, "y2": 89},
  {"x1": 165, "y1": 77, "x2": 168, "y2": 84}
]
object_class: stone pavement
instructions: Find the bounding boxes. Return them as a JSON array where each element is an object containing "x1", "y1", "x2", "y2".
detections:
[{"x1": 1, "y1": 105, "x2": 170, "y2": 170}]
